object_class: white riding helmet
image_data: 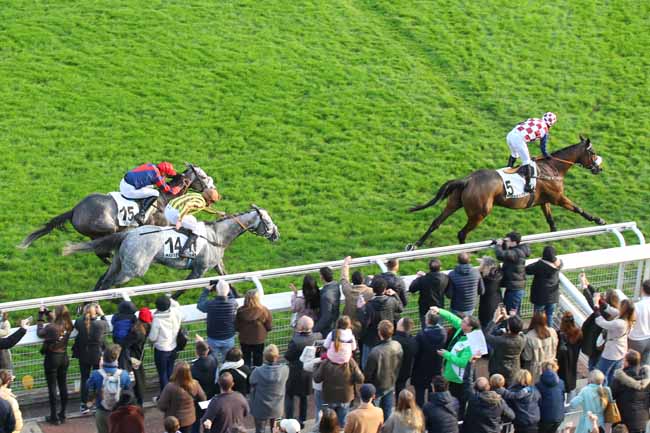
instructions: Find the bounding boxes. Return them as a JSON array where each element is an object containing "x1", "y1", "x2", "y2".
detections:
[{"x1": 543, "y1": 112, "x2": 557, "y2": 127}]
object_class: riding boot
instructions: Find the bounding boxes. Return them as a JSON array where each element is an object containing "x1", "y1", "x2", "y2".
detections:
[
  {"x1": 180, "y1": 233, "x2": 198, "y2": 258},
  {"x1": 507, "y1": 156, "x2": 517, "y2": 168},
  {"x1": 134, "y1": 196, "x2": 156, "y2": 225},
  {"x1": 523, "y1": 166, "x2": 535, "y2": 193}
]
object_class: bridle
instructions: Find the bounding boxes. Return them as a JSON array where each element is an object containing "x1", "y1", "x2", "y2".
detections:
[
  {"x1": 539, "y1": 143, "x2": 600, "y2": 170},
  {"x1": 231, "y1": 208, "x2": 274, "y2": 238}
]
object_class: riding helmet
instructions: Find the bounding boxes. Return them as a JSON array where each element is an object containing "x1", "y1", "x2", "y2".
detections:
[
  {"x1": 157, "y1": 161, "x2": 177, "y2": 176},
  {"x1": 542, "y1": 112, "x2": 557, "y2": 127}
]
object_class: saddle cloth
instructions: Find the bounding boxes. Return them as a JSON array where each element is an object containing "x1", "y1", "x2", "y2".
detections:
[
  {"x1": 109, "y1": 192, "x2": 141, "y2": 227},
  {"x1": 161, "y1": 227, "x2": 207, "y2": 259},
  {"x1": 496, "y1": 168, "x2": 534, "y2": 199}
]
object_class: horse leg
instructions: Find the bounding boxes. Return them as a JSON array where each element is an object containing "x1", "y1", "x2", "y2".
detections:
[
  {"x1": 457, "y1": 213, "x2": 487, "y2": 244},
  {"x1": 540, "y1": 203, "x2": 558, "y2": 232},
  {"x1": 95, "y1": 255, "x2": 122, "y2": 291},
  {"x1": 414, "y1": 194, "x2": 462, "y2": 248},
  {"x1": 557, "y1": 196, "x2": 606, "y2": 225}
]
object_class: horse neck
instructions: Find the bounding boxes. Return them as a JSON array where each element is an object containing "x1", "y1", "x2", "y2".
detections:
[
  {"x1": 545, "y1": 144, "x2": 582, "y2": 176},
  {"x1": 206, "y1": 211, "x2": 259, "y2": 247}
]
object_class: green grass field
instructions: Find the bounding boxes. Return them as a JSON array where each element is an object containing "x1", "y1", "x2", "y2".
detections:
[{"x1": 2, "y1": 0, "x2": 650, "y2": 306}]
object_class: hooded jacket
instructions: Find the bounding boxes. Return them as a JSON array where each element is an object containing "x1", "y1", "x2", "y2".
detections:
[
  {"x1": 527, "y1": 259, "x2": 563, "y2": 305},
  {"x1": 494, "y1": 243, "x2": 531, "y2": 290},
  {"x1": 495, "y1": 384, "x2": 541, "y2": 427},
  {"x1": 447, "y1": 264, "x2": 484, "y2": 312},
  {"x1": 235, "y1": 304, "x2": 272, "y2": 345},
  {"x1": 440, "y1": 309, "x2": 472, "y2": 384},
  {"x1": 148, "y1": 299, "x2": 182, "y2": 351},
  {"x1": 535, "y1": 369, "x2": 565, "y2": 423},
  {"x1": 249, "y1": 361, "x2": 289, "y2": 419},
  {"x1": 411, "y1": 325, "x2": 446, "y2": 387},
  {"x1": 112, "y1": 301, "x2": 137, "y2": 344},
  {"x1": 422, "y1": 391, "x2": 459, "y2": 433},
  {"x1": 463, "y1": 363, "x2": 515, "y2": 433},
  {"x1": 611, "y1": 366, "x2": 650, "y2": 432},
  {"x1": 360, "y1": 294, "x2": 403, "y2": 348},
  {"x1": 313, "y1": 358, "x2": 364, "y2": 404},
  {"x1": 108, "y1": 404, "x2": 145, "y2": 433}
]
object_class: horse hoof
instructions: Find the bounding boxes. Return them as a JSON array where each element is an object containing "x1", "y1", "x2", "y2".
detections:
[
  {"x1": 405, "y1": 244, "x2": 417, "y2": 251},
  {"x1": 596, "y1": 218, "x2": 606, "y2": 225}
]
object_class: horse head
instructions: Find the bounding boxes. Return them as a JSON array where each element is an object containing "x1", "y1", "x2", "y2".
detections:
[
  {"x1": 174, "y1": 164, "x2": 215, "y2": 193},
  {"x1": 577, "y1": 136, "x2": 603, "y2": 175},
  {"x1": 250, "y1": 204, "x2": 280, "y2": 242}
]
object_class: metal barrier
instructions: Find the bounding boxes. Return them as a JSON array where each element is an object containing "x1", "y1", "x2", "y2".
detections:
[{"x1": 4, "y1": 223, "x2": 648, "y2": 401}]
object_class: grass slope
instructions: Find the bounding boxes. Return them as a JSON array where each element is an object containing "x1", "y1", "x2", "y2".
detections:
[{"x1": 1, "y1": 0, "x2": 649, "y2": 303}]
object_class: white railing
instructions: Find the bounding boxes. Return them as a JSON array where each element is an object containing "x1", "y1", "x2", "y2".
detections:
[{"x1": 0, "y1": 222, "x2": 643, "y2": 314}]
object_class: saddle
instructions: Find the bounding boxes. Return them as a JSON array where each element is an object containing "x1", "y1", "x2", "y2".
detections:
[{"x1": 502, "y1": 166, "x2": 526, "y2": 176}]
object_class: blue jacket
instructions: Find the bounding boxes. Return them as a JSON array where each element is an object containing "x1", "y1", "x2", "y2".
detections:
[
  {"x1": 112, "y1": 301, "x2": 137, "y2": 344},
  {"x1": 496, "y1": 384, "x2": 541, "y2": 427},
  {"x1": 448, "y1": 264, "x2": 484, "y2": 312},
  {"x1": 86, "y1": 362, "x2": 132, "y2": 410},
  {"x1": 536, "y1": 370, "x2": 565, "y2": 423},
  {"x1": 197, "y1": 289, "x2": 238, "y2": 340}
]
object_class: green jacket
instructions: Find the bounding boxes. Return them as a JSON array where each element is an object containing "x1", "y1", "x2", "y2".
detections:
[{"x1": 439, "y1": 308, "x2": 472, "y2": 384}]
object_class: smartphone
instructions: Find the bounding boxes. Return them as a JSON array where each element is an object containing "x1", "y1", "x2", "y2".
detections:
[{"x1": 25, "y1": 316, "x2": 33, "y2": 325}]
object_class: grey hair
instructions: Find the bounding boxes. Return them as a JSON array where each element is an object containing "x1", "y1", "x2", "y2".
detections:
[{"x1": 479, "y1": 256, "x2": 499, "y2": 277}]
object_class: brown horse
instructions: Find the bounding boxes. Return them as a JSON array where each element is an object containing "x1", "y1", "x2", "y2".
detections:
[{"x1": 408, "y1": 136, "x2": 605, "y2": 247}]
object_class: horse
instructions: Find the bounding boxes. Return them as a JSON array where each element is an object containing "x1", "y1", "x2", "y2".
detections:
[
  {"x1": 408, "y1": 136, "x2": 605, "y2": 248},
  {"x1": 62, "y1": 205, "x2": 279, "y2": 292},
  {"x1": 19, "y1": 164, "x2": 214, "y2": 263}
]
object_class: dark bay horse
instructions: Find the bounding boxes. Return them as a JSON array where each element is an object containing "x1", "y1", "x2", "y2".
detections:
[
  {"x1": 19, "y1": 165, "x2": 214, "y2": 263},
  {"x1": 408, "y1": 137, "x2": 605, "y2": 247}
]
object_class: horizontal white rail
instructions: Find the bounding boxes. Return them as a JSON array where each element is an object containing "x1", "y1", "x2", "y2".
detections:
[
  {"x1": 11, "y1": 242, "x2": 650, "y2": 347},
  {"x1": 0, "y1": 222, "x2": 642, "y2": 313}
]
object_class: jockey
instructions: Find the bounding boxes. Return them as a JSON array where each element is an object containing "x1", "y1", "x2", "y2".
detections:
[
  {"x1": 120, "y1": 162, "x2": 183, "y2": 224},
  {"x1": 506, "y1": 112, "x2": 557, "y2": 192},
  {"x1": 164, "y1": 188, "x2": 222, "y2": 258}
]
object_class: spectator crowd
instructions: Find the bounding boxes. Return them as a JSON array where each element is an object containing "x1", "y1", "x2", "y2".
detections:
[{"x1": 1, "y1": 231, "x2": 650, "y2": 433}]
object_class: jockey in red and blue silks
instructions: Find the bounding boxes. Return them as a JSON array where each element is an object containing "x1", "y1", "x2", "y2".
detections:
[
  {"x1": 506, "y1": 112, "x2": 557, "y2": 193},
  {"x1": 120, "y1": 162, "x2": 183, "y2": 224}
]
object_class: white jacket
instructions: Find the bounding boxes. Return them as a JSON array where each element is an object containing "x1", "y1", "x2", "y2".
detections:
[
  {"x1": 630, "y1": 297, "x2": 650, "y2": 341},
  {"x1": 148, "y1": 299, "x2": 183, "y2": 351},
  {"x1": 0, "y1": 386, "x2": 22, "y2": 433}
]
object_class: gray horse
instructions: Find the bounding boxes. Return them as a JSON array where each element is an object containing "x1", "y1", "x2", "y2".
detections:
[
  {"x1": 63, "y1": 205, "x2": 279, "y2": 291},
  {"x1": 20, "y1": 164, "x2": 214, "y2": 263}
]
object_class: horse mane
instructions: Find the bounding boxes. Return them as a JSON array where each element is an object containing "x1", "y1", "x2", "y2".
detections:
[
  {"x1": 212, "y1": 209, "x2": 254, "y2": 223},
  {"x1": 550, "y1": 140, "x2": 587, "y2": 159}
]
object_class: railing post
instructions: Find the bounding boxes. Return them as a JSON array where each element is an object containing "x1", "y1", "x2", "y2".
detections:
[
  {"x1": 609, "y1": 229, "x2": 627, "y2": 292},
  {"x1": 250, "y1": 276, "x2": 264, "y2": 297},
  {"x1": 374, "y1": 259, "x2": 388, "y2": 273}
]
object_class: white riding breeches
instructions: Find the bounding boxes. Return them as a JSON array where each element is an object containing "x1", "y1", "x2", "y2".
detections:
[
  {"x1": 506, "y1": 131, "x2": 533, "y2": 165},
  {"x1": 164, "y1": 205, "x2": 200, "y2": 233},
  {"x1": 119, "y1": 179, "x2": 159, "y2": 200}
]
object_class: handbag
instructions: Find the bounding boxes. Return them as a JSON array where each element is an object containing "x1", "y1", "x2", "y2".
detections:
[
  {"x1": 176, "y1": 326, "x2": 189, "y2": 352},
  {"x1": 604, "y1": 399, "x2": 622, "y2": 424},
  {"x1": 129, "y1": 347, "x2": 145, "y2": 370}
]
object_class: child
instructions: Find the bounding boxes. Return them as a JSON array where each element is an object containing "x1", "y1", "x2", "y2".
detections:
[
  {"x1": 323, "y1": 315, "x2": 357, "y2": 364},
  {"x1": 164, "y1": 416, "x2": 181, "y2": 433}
]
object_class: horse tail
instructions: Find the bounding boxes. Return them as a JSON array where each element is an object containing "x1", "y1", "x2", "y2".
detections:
[
  {"x1": 18, "y1": 210, "x2": 74, "y2": 249},
  {"x1": 62, "y1": 232, "x2": 128, "y2": 257},
  {"x1": 409, "y1": 179, "x2": 467, "y2": 212}
]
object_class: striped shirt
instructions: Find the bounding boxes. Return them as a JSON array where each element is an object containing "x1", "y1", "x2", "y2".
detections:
[{"x1": 168, "y1": 192, "x2": 220, "y2": 219}]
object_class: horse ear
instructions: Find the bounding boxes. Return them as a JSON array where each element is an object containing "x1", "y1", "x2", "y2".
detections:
[
  {"x1": 251, "y1": 204, "x2": 260, "y2": 211},
  {"x1": 579, "y1": 134, "x2": 586, "y2": 143}
]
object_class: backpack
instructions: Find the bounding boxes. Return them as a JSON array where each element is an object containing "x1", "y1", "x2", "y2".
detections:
[
  {"x1": 98, "y1": 368, "x2": 123, "y2": 410},
  {"x1": 112, "y1": 318, "x2": 133, "y2": 343}
]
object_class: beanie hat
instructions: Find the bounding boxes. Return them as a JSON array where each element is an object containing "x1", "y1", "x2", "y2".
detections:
[
  {"x1": 138, "y1": 307, "x2": 153, "y2": 324},
  {"x1": 279, "y1": 419, "x2": 301, "y2": 433},
  {"x1": 542, "y1": 245, "x2": 557, "y2": 262},
  {"x1": 155, "y1": 295, "x2": 171, "y2": 312},
  {"x1": 506, "y1": 231, "x2": 522, "y2": 243}
]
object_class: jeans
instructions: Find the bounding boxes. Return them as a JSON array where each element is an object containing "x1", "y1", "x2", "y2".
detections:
[
  {"x1": 254, "y1": 418, "x2": 276, "y2": 433},
  {"x1": 629, "y1": 338, "x2": 650, "y2": 366},
  {"x1": 154, "y1": 349, "x2": 177, "y2": 391},
  {"x1": 596, "y1": 356, "x2": 622, "y2": 386},
  {"x1": 79, "y1": 361, "x2": 99, "y2": 405},
  {"x1": 374, "y1": 390, "x2": 395, "y2": 421},
  {"x1": 241, "y1": 343, "x2": 264, "y2": 368},
  {"x1": 452, "y1": 309, "x2": 474, "y2": 318},
  {"x1": 361, "y1": 344, "x2": 372, "y2": 369},
  {"x1": 449, "y1": 381, "x2": 466, "y2": 420},
  {"x1": 539, "y1": 421, "x2": 562, "y2": 433},
  {"x1": 207, "y1": 336, "x2": 235, "y2": 364},
  {"x1": 534, "y1": 304, "x2": 557, "y2": 326},
  {"x1": 313, "y1": 389, "x2": 324, "y2": 425},
  {"x1": 329, "y1": 402, "x2": 350, "y2": 426},
  {"x1": 504, "y1": 289, "x2": 524, "y2": 314},
  {"x1": 44, "y1": 352, "x2": 69, "y2": 419},
  {"x1": 285, "y1": 394, "x2": 308, "y2": 424},
  {"x1": 132, "y1": 364, "x2": 146, "y2": 406}
]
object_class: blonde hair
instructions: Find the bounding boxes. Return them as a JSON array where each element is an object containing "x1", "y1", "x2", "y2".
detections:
[
  {"x1": 489, "y1": 374, "x2": 505, "y2": 389},
  {"x1": 514, "y1": 369, "x2": 533, "y2": 387},
  {"x1": 263, "y1": 344, "x2": 279, "y2": 363},
  {"x1": 333, "y1": 315, "x2": 352, "y2": 352},
  {"x1": 395, "y1": 390, "x2": 425, "y2": 432},
  {"x1": 244, "y1": 290, "x2": 263, "y2": 310},
  {"x1": 588, "y1": 369, "x2": 608, "y2": 409},
  {"x1": 542, "y1": 360, "x2": 559, "y2": 372}
]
